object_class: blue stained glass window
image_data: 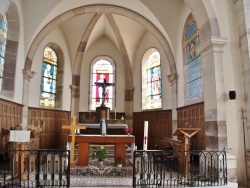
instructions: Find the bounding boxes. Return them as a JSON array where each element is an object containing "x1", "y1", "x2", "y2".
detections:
[
  {"x1": 0, "y1": 16, "x2": 7, "y2": 38},
  {"x1": 185, "y1": 20, "x2": 202, "y2": 102},
  {"x1": 40, "y1": 47, "x2": 57, "y2": 107}
]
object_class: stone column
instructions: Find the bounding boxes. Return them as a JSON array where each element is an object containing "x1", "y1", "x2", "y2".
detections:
[
  {"x1": 198, "y1": 37, "x2": 238, "y2": 183},
  {"x1": 22, "y1": 69, "x2": 36, "y2": 130},
  {"x1": 168, "y1": 74, "x2": 178, "y2": 137},
  {"x1": 198, "y1": 36, "x2": 228, "y2": 151},
  {"x1": 234, "y1": 0, "x2": 250, "y2": 185},
  {"x1": 125, "y1": 87, "x2": 134, "y2": 128}
]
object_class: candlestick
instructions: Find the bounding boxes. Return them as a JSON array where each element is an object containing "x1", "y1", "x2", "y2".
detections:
[{"x1": 143, "y1": 121, "x2": 148, "y2": 150}]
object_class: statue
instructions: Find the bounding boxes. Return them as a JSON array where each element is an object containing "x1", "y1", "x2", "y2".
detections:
[
  {"x1": 95, "y1": 75, "x2": 115, "y2": 107},
  {"x1": 99, "y1": 116, "x2": 108, "y2": 136}
]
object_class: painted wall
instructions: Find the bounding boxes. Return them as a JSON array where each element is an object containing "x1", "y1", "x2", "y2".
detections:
[
  {"x1": 133, "y1": 31, "x2": 171, "y2": 112},
  {"x1": 29, "y1": 27, "x2": 72, "y2": 111}
]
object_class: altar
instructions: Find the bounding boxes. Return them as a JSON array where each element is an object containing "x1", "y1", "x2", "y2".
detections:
[
  {"x1": 68, "y1": 135, "x2": 135, "y2": 166},
  {"x1": 77, "y1": 124, "x2": 128, "y2": 135}
]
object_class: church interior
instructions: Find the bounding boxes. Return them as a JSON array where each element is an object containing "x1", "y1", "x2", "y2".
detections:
[{"x1": 0, "y1": 0, "x2": 250, "y2": 187}]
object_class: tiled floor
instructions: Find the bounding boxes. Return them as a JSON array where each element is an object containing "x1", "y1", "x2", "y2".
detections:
[
  {"x1": 70, "y1": 176, "x2": 133, "y2": 187},
  {"x1": 70, "y1": 158, "x2": 133, "y2": 187}
]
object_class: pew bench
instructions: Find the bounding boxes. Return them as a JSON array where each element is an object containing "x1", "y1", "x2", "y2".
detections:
[{"x1": 154, "y1": 137, "x2": 185, "y2": 173}]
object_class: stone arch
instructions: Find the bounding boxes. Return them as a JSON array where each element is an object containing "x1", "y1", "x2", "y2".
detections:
[
  {"x1": 24, "y1": 4, "x2": 177, "y2": 90},
  {"x1": 24, "y1": 4, "x2": 180, "y2": 127},
  {"x1": 184, "y1": 0, "x2": 220, "y2": 43},
  {"x1": 23, "y1": 3, "x2": 220, "y2": 126}
]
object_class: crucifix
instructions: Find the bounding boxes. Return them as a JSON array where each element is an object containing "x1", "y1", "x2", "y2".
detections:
[
  {"x1": 62, "y1": 116, "x2": 86, "y2": 168},
  {"x1": 143, "y1": 136, "x2": 148, "y2": 144},
  {"x1": 95, "y1": 77, "x2": 115, "y2": 107},
  {"x1": 240, "y1": 107, "x2": 248, "y2": 180},
  {"x1": 174, "y1": 127, "x2": 200, "y2": 181}
]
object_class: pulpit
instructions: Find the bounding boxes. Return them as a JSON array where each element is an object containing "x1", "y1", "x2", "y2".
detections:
[
  {"x1": 174, "y1": 128, "x2": 200, "y2": 180},
  {"x1": 9, "y1": 130, "x2": 31, "y2": 179}
]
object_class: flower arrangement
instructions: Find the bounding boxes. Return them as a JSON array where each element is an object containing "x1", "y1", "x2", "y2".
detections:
[
  {"x1": 92, "y1": 146, "x2": 108, "y2": 161},
  {"x1": 116, "y1": 156, "x2": 123, "y2": 164},
  {"x1": 27, "y1": 124, "x2": 42, "y2": 138},
  {"x1": 124, "y1": 128, "x2": 133, "y2": 134}
]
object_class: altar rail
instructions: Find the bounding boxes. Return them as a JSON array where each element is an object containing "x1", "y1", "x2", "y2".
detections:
[
  {"x1": 0, "y1": 149, "x2": 70, "y2": 187},
  {"x1": 133, "y1": 150, "x2": 227, "y2": 187}
]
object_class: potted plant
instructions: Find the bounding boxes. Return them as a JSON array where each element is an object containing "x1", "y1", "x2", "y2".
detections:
[
  {"x1": 116, "y1": 156, "x2": 123, "y2": 167},
  {"x1": 124, "y1": 128, "x2": 133, "y2": 135},
  {"x1": 92, "y1": 146, "x2": 108, "y2": 168}
]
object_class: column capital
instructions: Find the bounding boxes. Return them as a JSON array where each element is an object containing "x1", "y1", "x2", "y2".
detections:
[
  {"x1": 70, "y1": 85, "x2": 80, "y2": 92},
  {"x1": 22, "y1": 69, "x2": 36, "y2": 81},
  {"x1": 197, "y1": 36, "x2": 228, "y2": 57},
  {"x1": 125, "y1": 87, "x2": 135, "y2": 93},
  {"x1": 167, "y1": 74, "x2": 178, "y2": 85}
]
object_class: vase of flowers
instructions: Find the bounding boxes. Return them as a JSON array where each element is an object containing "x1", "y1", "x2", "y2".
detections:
[
  {"x1": 116, "y1": 156, "x2": 123, "y2": 167},
  {"x1": 124, "y1": 128, "x2": 133, "y2": 135},
  {"x1": 92, "y1": 146, "x2": 108, "y2": 168}
]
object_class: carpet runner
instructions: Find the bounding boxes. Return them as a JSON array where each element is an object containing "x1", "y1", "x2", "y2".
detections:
[{"x1": 70, "y1": 158, "x2": 133, "y2": 187}]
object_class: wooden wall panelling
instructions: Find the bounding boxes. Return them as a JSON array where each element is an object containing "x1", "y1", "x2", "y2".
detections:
[
  {"x1": 0, "y1": 99, "x2": 23, "y2": 130},
  {"x1": 177, "y1": 102, "x2": 205, "y2": 150},
  {"x1": 28, "y1": 108, "x2": 71, "y2": 150},
  {"x1": 0, "y1": 99, "x2": 23, "y2": 151},
  {"x1": 133, "y1": 110, "x2": 172, "y2": 150}
]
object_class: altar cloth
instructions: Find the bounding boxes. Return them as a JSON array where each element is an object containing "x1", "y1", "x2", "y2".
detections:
[{"x1": 78, "y1": 124, "x2": 128, "y2": 129}]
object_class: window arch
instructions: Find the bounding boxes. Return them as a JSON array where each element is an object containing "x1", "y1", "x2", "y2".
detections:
[
  {"x1": 184, "y1": 18, "x2": 202, "y2": 103},
  {"x1": 0, "y1": 15, "x2": 7, "y2": 93},
  {"x1": 40, "y1": 47, "x2": 58, "y2": 107},
  {"x1": 90, "y1": 57, "x2": 115, "y2": 110},
  {"x1": 142, "y1": 48, "x2": 162, "y2": 110}
]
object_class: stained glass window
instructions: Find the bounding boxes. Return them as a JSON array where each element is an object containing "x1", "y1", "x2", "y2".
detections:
[
  {"x1": 0, "y1": 16, "x2": 7, "y2": 93},
  {"x1": 91, "y1": 59, "x2": 114, "y2": 110},
  {"x1": 142, "y1": 50, "x2": 162, "y2": 110},
  {"x1": 185, "y1": 20, "x2": 202, "y2": 102},
  {"x1": 40, "y1": 47, "x2": 57, "y2": 107}
]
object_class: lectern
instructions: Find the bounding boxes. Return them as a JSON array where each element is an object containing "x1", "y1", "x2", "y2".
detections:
[
  {"x1": 174, "y1": 128, "x2": 200, "y2": 180},
  {"x1": 9, "y1": 130, "x2": 31, "y2": 179}
]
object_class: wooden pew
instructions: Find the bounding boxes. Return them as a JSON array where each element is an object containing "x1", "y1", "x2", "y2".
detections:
[{"x1": 155, "y1": 137, "x2": 185, "y2": 173}]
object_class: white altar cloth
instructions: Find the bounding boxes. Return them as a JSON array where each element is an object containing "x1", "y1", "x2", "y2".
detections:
[{"x1": 77, "y1": 123, "x2": 128, "y2": 129}]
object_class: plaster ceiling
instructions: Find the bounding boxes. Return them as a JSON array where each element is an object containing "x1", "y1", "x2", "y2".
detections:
[{"x1": 59, "y1": 12, "x2": 147, "y2": 62}]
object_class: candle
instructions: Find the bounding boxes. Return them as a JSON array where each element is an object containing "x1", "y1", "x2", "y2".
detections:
[
  {"x1": 114, "y1": 108, "x2": 116, "y2": 119},
  {"x1": 143, "y1": 121, "x2": 148, "y2": 150}
]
